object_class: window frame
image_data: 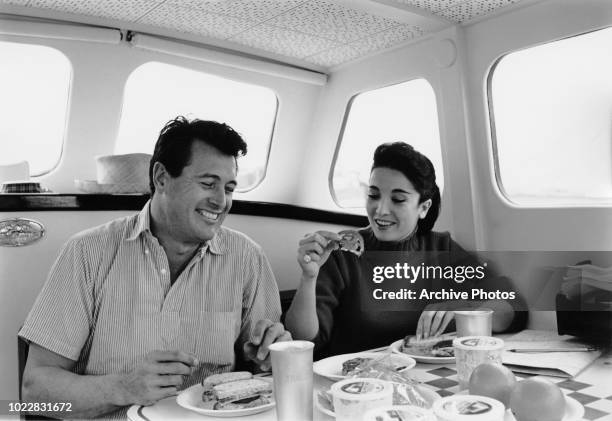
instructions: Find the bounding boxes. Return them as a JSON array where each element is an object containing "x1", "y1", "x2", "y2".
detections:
[
  {"x1": 115, "y1": 60, "x2": 280, "y2": 193},
  {"x1": 486, "y1": 27, "x2": 612, "y2": 208},
  {"x1": 329, "y1": 77, "x2": 444, "y2": 209},
  {"x1": 0, "y1": 40, "x2": 72, "y2": 178}
]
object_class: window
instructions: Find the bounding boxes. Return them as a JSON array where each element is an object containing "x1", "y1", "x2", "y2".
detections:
[
  {"x1": 0, "y1": 41, "x2": 71, "y2": 176},
  {"x1": 332, "y1": 79, "x2": 443, "y2": 208},
  {"x1": 489, "y1": 27, "x2": 612, "y2": 205},
  {"x1": 116, "y1": 62, "x2": 277, "y2": 191}
]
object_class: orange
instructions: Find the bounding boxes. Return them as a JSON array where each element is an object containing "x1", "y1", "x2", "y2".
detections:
[
  {"x1": 510, "y1": 378, "x2": 565, "y2": 421},
  {"x1": 468, "y1": 362, "x2": 517, "y2": 408}
]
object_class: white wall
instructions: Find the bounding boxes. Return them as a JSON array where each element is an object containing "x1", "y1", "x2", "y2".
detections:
[
  {"x1": 462, "y1": 0, "x2": 612, "y2": 252},
  {"x1": 460, "y1": 0, "x2": 612, "y2": 330}
]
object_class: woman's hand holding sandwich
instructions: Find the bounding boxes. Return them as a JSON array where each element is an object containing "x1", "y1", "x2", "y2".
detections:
[
  {"x1": 297, "y1": 231, "x2": 342, "y2": 279},
  {"x1": 243, "y1": 319, "x2": 292, "y2": 371}
]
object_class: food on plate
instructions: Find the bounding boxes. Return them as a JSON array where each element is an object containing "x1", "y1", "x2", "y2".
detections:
[
  {"x1": 510, "y1": 378, "x2": 565, "y2": 421},
  {"x1": 402, "y1": 332, "x2": 456, "y2": 357},
  {"x1": 341, "y1": 355, "x2": 411, "y2": 377},
  {"x1": 200, "y1": 372, "x2": 272, "y2": 411},
  {"x1": 341, "y1": 357, "x2": 373, "y2": 376},
  {"x1": 337, "y1": 230, "x2": 365, "y2": 256},
  {"x1": 214, "y1": 395, "x2": 270, "y2": 410},
  {"x1": 201, "y1": 371, "x2": 252, "y2": 400},
  {"x1": 468, "y1": 362, "x2": 516, "y2": 408}
]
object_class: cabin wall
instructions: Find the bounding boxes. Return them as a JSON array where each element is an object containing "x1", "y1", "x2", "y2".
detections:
[
  {"x1": 463, "y1": 0, "x2": 612, "y2": 252},
  {"x1": 462, "y1": 0, "x2": 612, "y2": 328}
]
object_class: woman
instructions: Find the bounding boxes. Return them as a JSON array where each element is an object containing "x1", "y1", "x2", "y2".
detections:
[{"x1": 285, "y1": 142, "x2": 526, "y2": 357}]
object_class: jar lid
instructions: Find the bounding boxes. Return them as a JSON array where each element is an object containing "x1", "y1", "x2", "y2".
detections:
[
  {"x1": 433, "y1": 395, "x2": 505, "y2": 421},
  {"x1": 453, "y1": 336, "x2": 504, "y2": 351},
  {"x1": 331, "y1": 378, "x2": 393, "y2": 401},
  {"x1": 364, "y1": 405, "x2": 436, "y2": 421}
]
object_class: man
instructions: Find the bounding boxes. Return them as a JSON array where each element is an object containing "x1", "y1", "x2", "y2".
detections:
[{"x1": 19, "y1": 117, "x2": 289, "y2": 418}]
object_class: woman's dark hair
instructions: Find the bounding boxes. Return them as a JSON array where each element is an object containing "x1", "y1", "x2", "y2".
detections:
[
  {"x1": 149, "y1": 116, "x2": 247, "y2": 194},
  {"x1": 371, "y1": 142, "x2": 441, "y2": 233}
]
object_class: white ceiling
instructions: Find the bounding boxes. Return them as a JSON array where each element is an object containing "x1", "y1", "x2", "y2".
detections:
[{"x1": 1, "y1": 0, "x2": 526, "y2": 69}]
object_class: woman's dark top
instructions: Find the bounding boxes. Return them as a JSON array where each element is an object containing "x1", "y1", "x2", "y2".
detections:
[{"x1": 312, "y1": 228, "x2": 527, "y2": 358}]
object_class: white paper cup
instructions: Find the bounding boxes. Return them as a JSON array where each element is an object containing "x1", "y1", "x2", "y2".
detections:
[
  {"x1": 433, "y1": 395, "x2": 505, "y2": 421},
  {"x1": 363, "y1": 404, "x2": 436, "y2": 421},
  {"x1": 455, "y1": 309, "x2": 493, "y2": 337},
  {"x1": 269, "y1": 340, "x2": 314, "y2": 421},
  {"x1": 453, "y1": 336, "x2": 504, "y2": 389},
  {"x1": 331, "y1": 378, "x2": 393, "y2": 421}
]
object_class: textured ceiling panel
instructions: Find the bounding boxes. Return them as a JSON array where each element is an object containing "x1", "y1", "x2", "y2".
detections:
[
  {"x1": 266, "y1": 0, "x2": 404, "y2": 43},
  {"x1": 6, "y1": 0, "x2": 530, "y2": 69},
  {"x1": 386, "y1": 0, "x2": 522, "y2": 22},
  {"x1": 165, "y1": 0, "x2": 306, "y2": 23},
  {"x1": 230, "y1": 23, "x2": 341, "y2": 59},
  {"x1": 346, "y1": 23, "x2": 423, "y2": 58},
  {"x1": 28, "y1": 0, "x2": 162, "y2": 22},
  {"x1": 307, "y1": 44, "x2": 362, "y2": 67},
  {"x1": 387, "y1": 0, "x2": 468, "y2": 13},
  {"x1": 0, "y1": 0, "x2": 30, "y2": 6},
  {"x1": 139, "y1": 4, "x2": 252, "y2": 39},
  {"x1": 438, "y1": 0, "x2": 520, "y2": 23}
]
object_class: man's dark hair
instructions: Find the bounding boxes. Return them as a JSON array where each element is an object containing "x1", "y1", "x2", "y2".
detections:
[
  {"x1": 149, "y1": 116, "x2": 247, "y2": 194},
  {"x1": 372, "y1": 142, "x2": 441, "y2": 234}
]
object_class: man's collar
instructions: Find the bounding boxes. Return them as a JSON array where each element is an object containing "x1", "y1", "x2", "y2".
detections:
[
  {"x1": 126, "y1": 201, "x2": 153, "y2": 241},
  {"x1": 201, "y1": 228, "x2": 226, "y2": 255},
  {"x1": 127, "y1": 200, "x2": 227, "y2": 255}
]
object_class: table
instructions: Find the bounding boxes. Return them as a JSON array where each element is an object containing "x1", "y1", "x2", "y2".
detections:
[{"x1": 128, "y1": 350, "x2": 612, "y2": 421}]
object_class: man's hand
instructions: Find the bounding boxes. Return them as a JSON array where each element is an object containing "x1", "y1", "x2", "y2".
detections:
[
  {"x1": 117, "y1": 350, "x2": 198, "y2": 406},
  {"x1": 243, "y1": 320, "x2": 292, "y2": 371}
]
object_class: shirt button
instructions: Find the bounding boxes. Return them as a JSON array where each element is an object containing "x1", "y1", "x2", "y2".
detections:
[
  {"x1": 161, "y1": 268, "x2": 167, "y2": 275},
  {"x1": 144, "y1": 249, "x2": 150, "y2": 254}
]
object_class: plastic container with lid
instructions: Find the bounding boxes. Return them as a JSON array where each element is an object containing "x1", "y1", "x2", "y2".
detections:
[
  {"x1": 433, "y1": 395, "x2": 505, "y2": 421},
  {"x1": 331, "y1": 378, "x2": 393, "y2": 421},
  {"x1": 453, "y1": 336, "x2": 505, "y2": 389},
  {"x1": 363, "y1": 404, "x2": 436, "y2": 421}
]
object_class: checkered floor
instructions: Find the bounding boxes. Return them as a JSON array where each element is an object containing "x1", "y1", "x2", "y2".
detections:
[{"x1": 410, "y1": 367, "x2": 612, "y2": 421}]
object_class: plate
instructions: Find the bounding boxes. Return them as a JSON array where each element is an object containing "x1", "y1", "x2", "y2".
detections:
[
  {"x1": 176, "y1": 380, "x2": 275, "y2": 418},
  {"x1": 313, "y1": 352, "x2": 417, "y2": 381},
  {"x1": 455, "y1": 391, "x2": 584, "y2": 421},
  {"x1": 390, "y1": 339, "x2": 456, "y2": 364},
  {"x1": 315, "y1": 384, "x2": 441, "y2": 417}
]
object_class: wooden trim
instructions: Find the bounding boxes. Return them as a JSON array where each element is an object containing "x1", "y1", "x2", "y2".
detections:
[{"x1": 0, "y1": 194, "x2": 368, "y2": 227}]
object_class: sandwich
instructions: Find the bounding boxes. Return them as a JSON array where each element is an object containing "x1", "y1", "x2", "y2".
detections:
[
  {"x1": 341, "y1": 357, "x2": 372, "y2": 376},
  {"x1": 202, "y1": 371, "x2": 252, "y2": 402},
  {"x1": 402, "y1": 332, "x2": 456, "y2": 357},
  {"x1": 337, "y1": 230, "x2": 365, "y2": 256},
  {"x1": 201, "y1": 372, "x2": 272, "y2": 410}
]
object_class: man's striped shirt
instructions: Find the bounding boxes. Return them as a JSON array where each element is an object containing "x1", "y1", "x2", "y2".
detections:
[{"x1": 19, "y1": 202, "x2": 281, "y2": 417}]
